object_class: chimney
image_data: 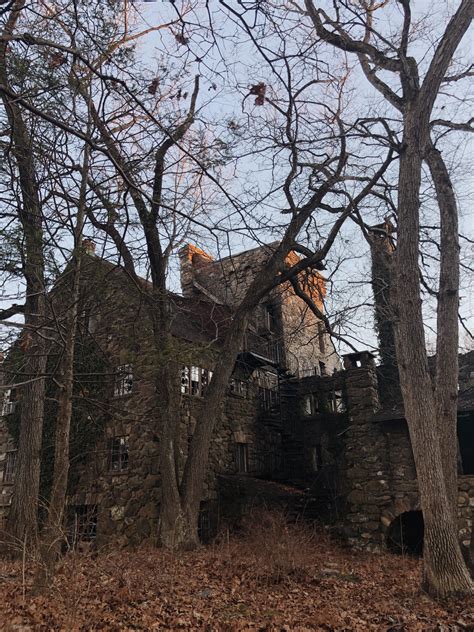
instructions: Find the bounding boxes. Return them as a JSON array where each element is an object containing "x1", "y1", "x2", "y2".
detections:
[
  {"x1": 368, "y1": 217, "x2": 399, "y2": 403},
  {"x1": 178, "y1": 244, "x2": 213, "y2": 297},
  {"x1": 82, "y1": 239, "x2": 96, "y2": 256}
]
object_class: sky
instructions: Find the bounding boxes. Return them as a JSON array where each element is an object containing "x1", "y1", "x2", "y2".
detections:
[{"x1": 0, "y1": 0, "x2": 473, "y2": 354}]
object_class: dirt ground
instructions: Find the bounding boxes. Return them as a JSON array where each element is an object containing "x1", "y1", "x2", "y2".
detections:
[{"x1": 0, "y1": 520, "x2": 472, "y2": 631}]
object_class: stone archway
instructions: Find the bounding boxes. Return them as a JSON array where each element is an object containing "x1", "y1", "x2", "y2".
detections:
[{"x1": 386, "y1": 511, "x2": 424, "y2": 556}]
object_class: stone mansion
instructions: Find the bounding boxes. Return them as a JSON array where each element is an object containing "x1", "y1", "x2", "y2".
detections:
[{"x1": 0, "y1": 241, "x2": 473, "y2": 553}]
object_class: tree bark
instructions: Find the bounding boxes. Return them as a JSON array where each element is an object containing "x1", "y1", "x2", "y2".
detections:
[
  {"x1": 34, "y1": 141, "x2": 90, "y2": 589},
  {"x1": 1, "y1": 0, "x2": 47, "y2": 553},
  {"x1": 425, "y1": 143, "x2": 460, "y2": 516}
]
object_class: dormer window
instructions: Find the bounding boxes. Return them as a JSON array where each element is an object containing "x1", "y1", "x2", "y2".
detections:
[{"x1": 114, "y1": 364, "x2": 133, "y2": 397}]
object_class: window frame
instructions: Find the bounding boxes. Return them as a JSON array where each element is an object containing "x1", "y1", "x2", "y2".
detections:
[
  {"x1": 328, "y1": 390, "x2": 345, "y2": 413},
  {"x1": 229, "y1": 378, "x2": 249, "y2": 398},
  {"x1": 302, "y1": 393, "x2": 319, "y2": 417},
  {"x1": 235, "y1": 442, "x2": 249, "y2": 473},
  {"x1": 107, "y1": 436, "x2": 129, "y2": 473},
  {"x1": 264, "y1": 304, "x2": 277, "y2": 333},
  {"x1": 113, "y1": 364, "x2": 133, "y2": 398},
  {"x1": 181, "y1": 366, "x2": 213, "y2": 397},
  {"x1": 1, "y1": 389, "x2": 16, "y2": 416}
]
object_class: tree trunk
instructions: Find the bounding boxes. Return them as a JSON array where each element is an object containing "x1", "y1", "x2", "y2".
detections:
[
  {"x1": 425, "y1": 143, "x2": 460, "y2": 515},
  {"x1": 394, "y1": 109, "x2": 472, "y2": 597},
  {"x1": 0, "y1": 1, "x2": 47, "y2": 552},
  {"x1": 35, "y1": 144, "x2": 89, "y2": 588},
  {"x1": 178, "y1": 312, "x2": 250, "y2": 545}
]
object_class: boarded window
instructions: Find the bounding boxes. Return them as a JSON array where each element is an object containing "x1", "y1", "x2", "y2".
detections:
[
  {"x1": 2, "y1": 450, "x2": 16, "y2": 483},
  {"x1": 236, "y1": 443, "x2": 249, "y2": 473},
  {"x1": 108, "y1": 436, "x2": 129, "y2": 472},
  {"x1": 114, "y1": 364, "x2": 133, "y2": 397}
]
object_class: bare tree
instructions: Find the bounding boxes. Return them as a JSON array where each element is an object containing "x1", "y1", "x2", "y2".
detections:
[
  {"x1": 0, "y1": 0, "x2": 48, "y2": 550},
  {"x1": 303, "y1": 0, "x2": 473, "y2": 597}
]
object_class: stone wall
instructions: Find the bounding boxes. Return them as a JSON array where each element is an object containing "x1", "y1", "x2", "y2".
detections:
[
  {"x1": 178, "y1": 243, "x2": 340, "y2": 377},
  {"x1": 309, "y1": 352, "x2": 474, "y2": 550}
]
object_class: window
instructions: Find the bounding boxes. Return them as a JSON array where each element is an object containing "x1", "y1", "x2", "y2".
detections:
[
  {"x1": 229, "y1": 378, "x2": 249, "y2": 398},
  {"x1": 72, "y1": 505, "x2": 98, "y2": 542},
  {"x1": 108, "y1": 436, "x2": 129, "y2": 472},
  {"x1": 181, "y1": 366, "x2": 213, "y2": 397},
  {"x1": 235, "y1": 443, "x2": 249, "y2": 473},
  {"x1": 2, "y1": 450, "x2": 17, "y2": 483},
  {"x1": 1, "y1": 389, "x2": 16, "y2": 416},
  {"x1": 299, "y1": 361, "x2": 314, "y2": 378},
  {"x1": 318, "y1": 361, "x2": 326, "y2": 376},
  {"x1": 328, "y1": 390, "x2": 345, "y2": 413},
  {"x1": 458, "y1": 417, "x2": 474, "y2": 475},
  {"x1": 303, "y1": 393, "x2": 319, "y2": 416},
  {"x1": 264, "y1": 304, "x2": 277, "y2": 333},
  {"x1": 311, "y1": 444, "x2": 323, "y2": 472},
  {"x1": 318, "y1": 322, "x2": 326, "y2": 354},
  {"x1": 114, "y1": 364, "x2": 133, "y2": 397}
]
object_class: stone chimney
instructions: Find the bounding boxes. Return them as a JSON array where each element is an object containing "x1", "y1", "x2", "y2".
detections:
[
  {"x1": 368, "y1": 217, "x2": 399, "y2": 403},
  {"x1": 178, "y1": 244, "x2": 213, "y2": 297},
  {"x1": 82, "y1": 239, "x2": 96, "y2": 256}
]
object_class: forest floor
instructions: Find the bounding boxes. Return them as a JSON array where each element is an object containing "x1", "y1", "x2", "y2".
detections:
[{"x1": 0, "y1": 515, "x2": 472, "y2": 631}]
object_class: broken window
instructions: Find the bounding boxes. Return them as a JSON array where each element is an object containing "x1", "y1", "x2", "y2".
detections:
[
  {"x1": 1, "y1": 389, "x2": 16, "y2": 416},
  {"x1": 229, "y1": 378, "x2": 249, "y2": 398},
  {"x1": 2, "y1": 450, "x2": 17, "y2": 483},
  {"x1": 108, "y1": 436, "x2": 129, "y2": 472},
  {"x1": 328, "y1": 390, "x2": 345, "y2": 413},
  {"x1": 254, "y1": 369, "x2": 279, "y2": 411},
  {"x1": 71, "y1": 505, "x2": 98, "y2": 542},
  {"x1": 235, "y1": 443, "x2": 249, "y2": 473},
  {"x1": 302, "y1": 393, "x2": 319, "y2": 416},
  {"x1": 264, "y1": 304, "x2": 277, "y2": 333},
  {"x1": 114, "y1": 364, "x2": 133, "y2": 397},
  {"x1": 181, "y1": 366, "x2": 213, "y2": 397},
  {"x1": 318, "y1": 322, "x2": 326, "y2": 354}
]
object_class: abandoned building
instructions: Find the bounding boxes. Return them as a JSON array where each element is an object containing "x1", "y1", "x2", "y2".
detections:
[{"x1": 0, "y1": 241, "x2": 473, "y2": 554}]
